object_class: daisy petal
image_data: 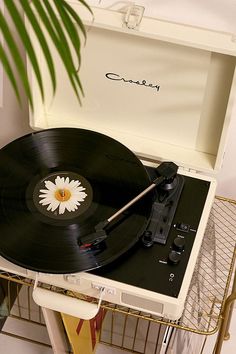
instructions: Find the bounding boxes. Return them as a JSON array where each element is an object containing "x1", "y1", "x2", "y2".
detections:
[
  {"x1": 65, "y1": 177, "x2": 70, "y2": 186},
  {"x1": 39, "y1": 189, "x2": 51, "y2": 194},
  {"x1": 39, "y1": 193, "x2": 54, "y2": 198},
  {"x1": 55, "y1": 176, "x2": 64, "y2": 189},
  {"x1": 73, "y1": 190, "x2": 87, "y2": 196},
  {"x1": 59, "y1": 202, "x2": 66, "y2": 214},
  {"x1": 70, "y1": 180, "x2": 81, "y2": 188},
  {"x1": 65, "y1": 202, "x2": 72, "y2": 212},
  {"x1": 50, "y1": 200, "x2": 60, "y2": 212},
  {"x1": 45, "y1": 180, "x2": 57, "y2": 191},
  {"x1": 39, "y1": 199, "x2": 51, "y2": 206},
  {"x1": 77, "y1": 186, "x2": 86, "y2": 192}
]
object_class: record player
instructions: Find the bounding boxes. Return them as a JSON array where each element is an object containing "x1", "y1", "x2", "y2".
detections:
[{"x1": 0, "y1": 2, "x2": 236, "y2": 321}]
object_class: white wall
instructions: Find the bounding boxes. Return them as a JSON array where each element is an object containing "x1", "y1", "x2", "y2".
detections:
[
  {"x1": 0, "y1": 73, "x2": 31, "y2": 149},
  {"x1": 0, "y1": 2, "x2": 31, "y2": 148}
]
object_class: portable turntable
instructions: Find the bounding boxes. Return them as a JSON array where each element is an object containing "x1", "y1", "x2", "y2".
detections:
[{"x1": 0, "y1": 1, "x2": 236, "y2": 322}]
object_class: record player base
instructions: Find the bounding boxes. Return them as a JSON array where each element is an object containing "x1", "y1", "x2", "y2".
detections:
[{"x1": 0, "y1": 196, "x2": 236, "y2": 354}]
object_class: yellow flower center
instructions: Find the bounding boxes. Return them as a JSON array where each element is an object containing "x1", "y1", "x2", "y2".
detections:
[{"x1": 55, "y1": 188, "x2": 71, "y2": 202}]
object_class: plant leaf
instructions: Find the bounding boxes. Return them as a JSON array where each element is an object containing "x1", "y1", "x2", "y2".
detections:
[
  {"x1": 0, "y1": 10, "x2": 33, "y2": 108},
  {"x1": 32, "y1": 0, "x2": 82, "y2": 102},
  {"x1": 76, "y1": 0, "x2": 93, "y2": 16},
  {"x1": 43, "y1": 0, "x2": 83, "y2": 96},
  {"x1": 19, "y1": 0, "x2": 56, "y2": 94},
  {"x1": 0, "y1": 43, "x2": 20, "y2": 102},
  {"x1": 0, "y1": 0, "x2": 91, "y2": 109},
  {"x1": 61, "y1": 0, "x2": 90, "y2": 39},
  {"x1": 5, "y1": 0, "x2": 44, "y2": 101},
  {"x1": 53, "y1": 0, "x2": 82, "y2": 69}
]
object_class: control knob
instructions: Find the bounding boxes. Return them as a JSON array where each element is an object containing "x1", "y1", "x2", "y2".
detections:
[
  {"x1": 168, "y1": 250, "x2": 181, "y2": 265},
  {"x1": 141, "y1": 231, "x2": 154, "y2": 248},
  {"x1": 173, "y1": 237, "x2": 185, "y2": 252}
]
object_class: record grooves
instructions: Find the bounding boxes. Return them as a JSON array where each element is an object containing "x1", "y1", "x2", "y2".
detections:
[{"x1": 0, "y1": 128, "x2": 153, "y2": 273}]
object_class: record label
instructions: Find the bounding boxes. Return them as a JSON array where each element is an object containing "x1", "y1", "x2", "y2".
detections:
[{"x1": 32, "y1": 171, "x2": 92, "y2": 220}]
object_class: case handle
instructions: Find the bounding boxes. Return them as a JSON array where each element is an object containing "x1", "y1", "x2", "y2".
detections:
[
  {"x1": 124, "y1": 5, "x2": 145, "y2": 29},
  {"x1": 32, "y1": 277, "x2": 105, "y2": 320}
]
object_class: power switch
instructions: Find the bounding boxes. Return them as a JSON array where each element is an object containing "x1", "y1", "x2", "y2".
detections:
[{"x1": 176, "y1": 223, "x2": 190, "y2": 233}]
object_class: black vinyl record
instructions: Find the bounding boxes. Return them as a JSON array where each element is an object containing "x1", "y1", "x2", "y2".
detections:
[{"x1": 0, "y1": 128, "x2": 153, "y2": 273}]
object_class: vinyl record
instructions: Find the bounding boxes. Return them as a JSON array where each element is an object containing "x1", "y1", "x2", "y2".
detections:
[{"x1": 0, "y1": 128, "x2": 153, "y2": 273}]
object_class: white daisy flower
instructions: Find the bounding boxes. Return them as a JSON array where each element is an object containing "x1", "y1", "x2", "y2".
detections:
[{"x1": 39, "y1": 176, "x2": 87, "y2": 215}]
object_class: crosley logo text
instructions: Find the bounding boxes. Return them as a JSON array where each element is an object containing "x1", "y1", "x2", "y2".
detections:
[{"x1": 105, "y1": 73, "x2": 160, "y2": 92}]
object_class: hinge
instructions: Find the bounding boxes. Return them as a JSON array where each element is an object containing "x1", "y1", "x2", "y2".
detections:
[{"x1": 123, "y1": 5, "x2": 145, "y2": 30}]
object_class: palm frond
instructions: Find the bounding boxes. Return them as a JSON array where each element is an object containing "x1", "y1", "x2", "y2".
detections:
[
  {"x1": 38, "y1": 0, "x2": 84, "y2": 100},
  {"x1": 0, "y1": 9, "x2": 33, "y2": 108},
  {"x1": 53, "y1": 0, "x2": 82, "y2": 70},
  {"x1": 0, "y1": 0, "x2": 91, "y2": 109},
  {"x1": 5, "y1": 0, "x2": 45, "y2": 102},
  {"x1": 19, "y1": 0, "x2": 57, "y2": 94},
  {"x1": 0, "y1": 42, "x2": 21, "y2": 102}
]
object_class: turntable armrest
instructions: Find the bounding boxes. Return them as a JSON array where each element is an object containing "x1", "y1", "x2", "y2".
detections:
[{"x1": 32, "y1": 287, "x2": 102, "y2": 320}]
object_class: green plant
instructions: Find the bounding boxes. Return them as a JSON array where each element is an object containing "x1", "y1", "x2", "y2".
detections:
[{"x1": 0, "y1": 0, "x2": 91, "y2": 109}]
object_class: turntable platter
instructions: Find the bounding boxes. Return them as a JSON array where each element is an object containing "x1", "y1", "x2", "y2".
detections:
[{"x1": 0, "y1": 128, "x2": 152, "y2": 273}]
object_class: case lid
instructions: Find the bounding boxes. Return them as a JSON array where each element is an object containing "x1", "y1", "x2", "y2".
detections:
[{"x1": 28, "y1": 1, "x2": 236, "y2": 174}]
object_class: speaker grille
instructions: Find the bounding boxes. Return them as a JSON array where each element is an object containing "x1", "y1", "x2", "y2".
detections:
[{"x1": 121, "y1": 293, "x2": 163, "y2": 314}]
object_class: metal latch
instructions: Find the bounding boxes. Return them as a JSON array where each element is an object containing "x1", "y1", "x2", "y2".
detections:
[{"x1": 123, "y1": 5, "x2": 145, "y2": 30}]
